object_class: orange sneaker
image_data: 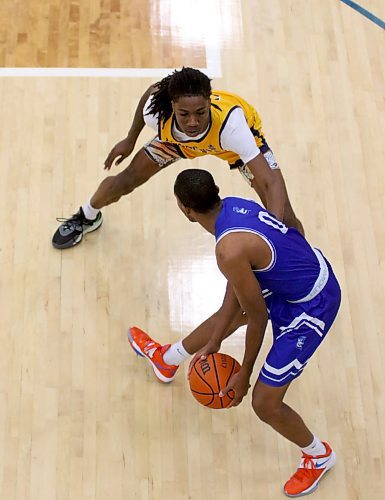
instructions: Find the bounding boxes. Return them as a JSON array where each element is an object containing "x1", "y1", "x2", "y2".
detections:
[
  {"x1": 127, "y1": 326, "x2": 178, "y2": 383},
  {"x1": 284, "y1": 442, "x2": 336, "y2": 497}
]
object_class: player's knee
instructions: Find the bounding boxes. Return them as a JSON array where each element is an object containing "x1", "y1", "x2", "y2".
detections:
[{"x1": 252, "y1": 394, "x2": 281, "y2": 423}]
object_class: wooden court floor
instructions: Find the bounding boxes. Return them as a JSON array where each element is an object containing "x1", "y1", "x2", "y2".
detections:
[{"x1": 0, "y1": 1, "x2": 384, "y2": 499}]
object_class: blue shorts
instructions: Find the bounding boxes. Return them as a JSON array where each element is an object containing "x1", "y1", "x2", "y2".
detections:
[{"x1": 258, "y1": 263, "x2": 341, "y2": 387}]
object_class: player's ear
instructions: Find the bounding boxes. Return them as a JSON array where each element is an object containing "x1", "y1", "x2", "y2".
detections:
[
  {"x1": 176, "y1": 197, "x2": 188, "y2": 215},
  {"x1": 176, "y1": 195, "x2": 184, "y2": 211}
]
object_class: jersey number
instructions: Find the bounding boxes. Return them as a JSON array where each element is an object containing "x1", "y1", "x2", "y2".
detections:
[{"x1": 258, "y1": 211, "x2": 288, "y2": 234}]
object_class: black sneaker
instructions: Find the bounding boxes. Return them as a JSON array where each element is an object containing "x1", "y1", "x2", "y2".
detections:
[{"x1": 52, "y1": 207, "x2": 103, "y2": 249}]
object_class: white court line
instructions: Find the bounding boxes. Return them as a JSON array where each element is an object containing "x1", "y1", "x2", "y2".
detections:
[
  {"x1": 0, "y1": 45, "x2": 222, "y2": 78},
  {"x1": 205, "y1": 43, "x2": 222, "y2": 78}
]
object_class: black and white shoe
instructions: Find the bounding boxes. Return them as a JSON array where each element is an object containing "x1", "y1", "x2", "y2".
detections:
[{"x1": 52, "y1": 207, "x2": 103, "y2": 249}]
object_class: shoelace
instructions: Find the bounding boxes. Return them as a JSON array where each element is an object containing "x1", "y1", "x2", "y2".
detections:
[
  {"x1": 292, "y1": 453, "x2": 326, "y2": 485},
  {"x1": 302, "y1": 455, "x2": 317, "y2": 470},
  {"x1": 56, "y1": 212, "x2": 87, "y2": 230},
  {"x1": 143, "y1": 341, "x2": 157, "y2": 354},
  {"x1": 288, "y1": 455, "x2": 316, "y2": 485}
]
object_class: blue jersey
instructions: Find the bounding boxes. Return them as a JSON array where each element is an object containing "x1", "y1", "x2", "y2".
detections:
[{"x1": 215, "y1": 197, "x2": 329, "y2": 303}]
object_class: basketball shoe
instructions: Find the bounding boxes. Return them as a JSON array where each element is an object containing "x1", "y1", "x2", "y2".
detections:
[
  {"x1": 127, "y1": 326, "x2": 179, "y2": 383},
  {"x1": 284, "y1": 442, "x2": 336, "y2": 497},
  {"x1": 52, "y1": 207, "x2": 103, "y2": 249}
]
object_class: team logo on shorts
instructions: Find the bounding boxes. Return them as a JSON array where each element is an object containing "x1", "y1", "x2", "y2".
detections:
[{"x1": 296, "y1": 336, "x2": 306, "y2": 350}]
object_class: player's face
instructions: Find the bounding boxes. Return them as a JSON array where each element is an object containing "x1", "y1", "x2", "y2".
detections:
[
  {"x1": 176, "y1": 196, "x2": 197, "y2": 222},
  {"x1": 172, "y1": 95, "x2": 211, "y2": 137}
]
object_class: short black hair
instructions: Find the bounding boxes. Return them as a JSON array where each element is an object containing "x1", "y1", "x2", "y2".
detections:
[
  {"x1": 174, "y1": 169, "x2": 220, "y2": 213},
  {"x1": 147, "y1": 67, "x2": 212, "y2": 124}
]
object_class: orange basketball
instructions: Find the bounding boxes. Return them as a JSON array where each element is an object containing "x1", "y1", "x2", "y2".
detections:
[{"x1": 189, "y1": 352, "x2": 241, "y2": 409}]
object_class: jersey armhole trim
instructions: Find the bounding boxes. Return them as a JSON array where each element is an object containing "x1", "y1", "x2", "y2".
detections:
[{"x1": 216, "y1": 228, "x2": 276, "y2": 272}]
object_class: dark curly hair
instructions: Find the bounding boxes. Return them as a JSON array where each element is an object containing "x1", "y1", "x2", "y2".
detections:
[
  {"x1": 174, "y1": 169, "x2": 220, "y2": 213},
  {"x1": 146, "y1": 67, "x2": 212, "y2": 124}
]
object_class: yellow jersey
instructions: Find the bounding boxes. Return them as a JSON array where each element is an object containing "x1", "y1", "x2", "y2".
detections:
[{"x1": 157, "y1": 90, "x2": 267, "y2": 168}]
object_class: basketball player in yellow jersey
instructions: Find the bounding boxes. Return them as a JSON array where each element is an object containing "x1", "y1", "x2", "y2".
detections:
[{"x1": 52, "y1": 67, "x2": 304, "y2": 249}]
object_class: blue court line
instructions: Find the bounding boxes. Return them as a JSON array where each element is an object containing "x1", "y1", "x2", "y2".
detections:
[{"x1": 340, "y1": 0, "x2": 385, "y2": 30}]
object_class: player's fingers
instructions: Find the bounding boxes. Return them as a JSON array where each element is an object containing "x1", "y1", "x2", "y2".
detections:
[
  {"x1": 188, "y1": 352, "x2": 208, "y2": 376},
  {"x1": 187, "y1": 361, "x2": 194, "y2": 379},
  {"x1": 219, "y1": 384, "x2": 231, "y2": 397},
  {"x1": 229, "y1": 397, "x2": 241, "y2": 407},
  {"x1": 104, "y1": 154, "x2": 114, "y2": 170},
  {"x1": 115, "y1": 154, "x2": 126, "y2": 165},
  {"x1": 228, "y1": 390, "x2": 243, "y2": 407},
  {"x1": 187, "y1": 355, "x2": 199, "y2": 378},
  {"x1": 105, "y1": 149, "x2": 114, "y2": 162}
]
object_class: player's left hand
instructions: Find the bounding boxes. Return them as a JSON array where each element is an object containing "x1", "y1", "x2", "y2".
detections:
[
  {"x1": 188, "y1": 339, "x2": 221, "y2": 379},
  {"x1": 220, "y1": 371, "x2": 251, "y2": 408}
]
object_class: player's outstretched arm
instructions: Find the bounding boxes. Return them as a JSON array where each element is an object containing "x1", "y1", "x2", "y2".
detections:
[
  {"x1": 104, "y1": 84, "x2": 157, "y2": 170},
  {"x1": 247, "y1": 154, "x2": 304, "y2": 234},
  {"x1": 246, "y1": 154, "x2": 286, "y2": 221}
]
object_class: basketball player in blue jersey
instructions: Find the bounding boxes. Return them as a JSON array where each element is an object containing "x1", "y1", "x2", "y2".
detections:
[
  {"x1": 128, "y1": 169, "x2": 341, "y2": 497},
  {"x1": 52, "y1": 67, "x2": 304, "y2": 249}
]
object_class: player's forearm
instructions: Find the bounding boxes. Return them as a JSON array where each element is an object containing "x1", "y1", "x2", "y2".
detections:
[
  {"x1": 264, "y1": 174, "x2": 286, "y2": 222},
  {"x1": 210, "y1": 310, "x2": 240, "y2": 344},
  {"x1": 211, "y1": 284, "x2": 242, "y2": 343},
  {"x1": 210, "y1": 307, "x2": 241, "y2": 344},
  {"x1": 247, "y1": 155, "x2": 286, "y2": 222},
  {"x1": 126, "y1": 84, "x2": 157, "y2": 142}
]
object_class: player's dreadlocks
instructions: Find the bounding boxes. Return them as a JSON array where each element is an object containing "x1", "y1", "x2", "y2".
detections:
[{"x1": 146, "y1": 67, "x2": 212, "y2": 124}]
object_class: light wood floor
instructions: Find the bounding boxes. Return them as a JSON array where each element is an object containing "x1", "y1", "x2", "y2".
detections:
[{"x1": 0, "y1": 1, "x2": 384, "y2": 499}]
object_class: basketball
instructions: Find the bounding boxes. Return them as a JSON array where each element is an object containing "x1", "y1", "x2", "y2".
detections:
[{"x1": 189, "y1": 352, "x2": 241, "y2": 409}]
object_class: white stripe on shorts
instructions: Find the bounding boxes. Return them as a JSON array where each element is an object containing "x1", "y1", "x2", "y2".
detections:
[
  {"x1": 260, "y1": 366, "x2": 306, "y2": 384},
  {"x1": 261, "y1": 359, "x2": 307, "y2": 384},
  {"x1": 275, "y1": 312, "x2": 326, "y2": 341},
  {"x1": 264, "y1": 358, "x2": 305, "y2": 376}
]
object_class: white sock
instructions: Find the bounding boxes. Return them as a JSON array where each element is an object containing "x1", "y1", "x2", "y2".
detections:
[
  {"x1": 301, "y1": 436, "x2": 326, "y2": 456},
  {"x1": 163, "y1": 340, "x2": 190, "y2": 366},
  {"x1": 82, "y1": 199, "x2": 100, "y2": 220}
]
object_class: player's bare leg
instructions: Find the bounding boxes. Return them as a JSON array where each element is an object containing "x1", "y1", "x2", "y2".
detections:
[
  {"x1": 252, "y1": 380, "x2": 313, "y2": 446},
  {"x1": 52, "y1": 149, "x2": 161, "y2": 249},
  {"x1": 90, "y1": 148, "x2": 162, "y2": 208},
  {"x1": 252, "y1": 380, "x2": 336, "y2": 497}
]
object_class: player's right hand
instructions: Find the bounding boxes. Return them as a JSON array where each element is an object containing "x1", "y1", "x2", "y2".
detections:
[
  {"x1": 188, "y1": 339, "x2": 221, "y2": 379},
  {"x1": 220, "y1": 371, "x2": 251, "y2": 408},
  {"x1": 104, "y1": 137, "x2": 135, "y2": 170}
]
